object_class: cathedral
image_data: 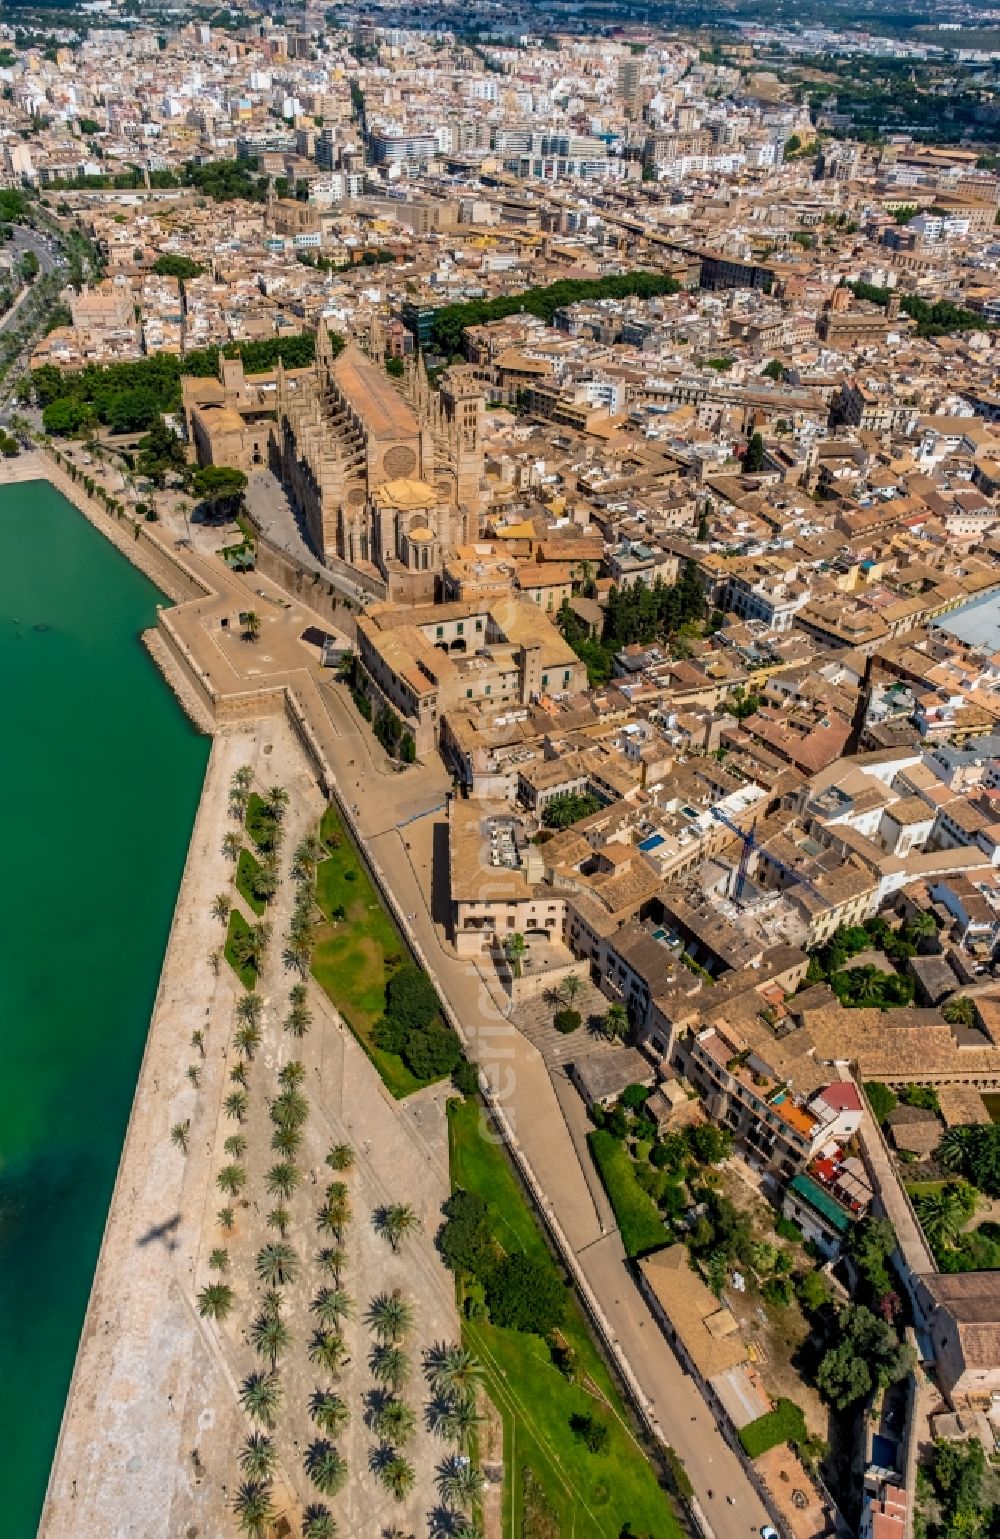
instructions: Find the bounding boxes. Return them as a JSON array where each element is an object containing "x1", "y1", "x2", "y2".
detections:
[{"x1": 182, "y1": 319, "x2": 487, "y2": 603}]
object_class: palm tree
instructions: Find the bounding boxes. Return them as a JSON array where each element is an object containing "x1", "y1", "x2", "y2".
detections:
[
  {"x1": 602, "y1": 1001, "x2": 629, "y2": 1041},
  {"x1": 252, "y1": 857, "x2": 279, "y2": 905},
  {"x1": 171, "y1": 1120, "x2": 190, "y2": 1154},
  {"x1": 435, "y1": 1396, "x2": 480, "y2": 1452},
  {"x1": 239, "y1": 1371, "x2": 282, "y2": 1430},
  {"x1": 317, "y1": 1190, "x2": 351, "y2": 1242},
  {"x1": 272, "y1": 1086, "x2": 309, "y2": 1131},
  {"x1": 218, "y1": 1206, "x2": 235, "y2": 1233},
  {"x1": 316, "y1": 1246, "x2": 346, "y2": 1284},
  {"x1": 233, "y1": 765, "x2": 254, "y2": 792},
  {"x1": 232, "y1": 1479, "x2": 275, "y2": 1538},
  {"x1": 224, "y1": 1133, "x2": 247, "y2": 1159},
  {"x1": 326, "y1": 1142, "x2": 355, "y2": 1172},
  {"x1": 187, "y1": 1064, "x2": 201, "y2": 1088},
  {"x1": 230, "y1": 1060, "x2": 249, "y2": 1088},
  {"x1": 294, "y1": 833, "x2": 324, "y2": 877},
  {"x1": 239, "y1": 1433, "x2": 276, "y2": 1482},
  {"x1": 209, "y1": 1247, "x2": 229, "y2": 1272},
  {"x1": 913, "y1": 1183, "x2": 974, "y2": 1249},
  {"x1": 217, "y1": 1163, "x2": 246, "y2": 1197},
  {"x1": 266, "y1": 785, "x2": 289, "y2": 821},
  {"x1": 235, "y1": 1020, "x2": 262, "y2": 1058},
  {"x1": 234, "y1": 921, "x2": 272, "y2": 973},
  {"x1": 284, "y1": 997, "x2": 312, "y2": 1037},
  {"x1": 439, "y1": 1455, "x2": 485, "y2": 1511},
  {"x1": 197, "y1": 1282, "x2": 235, "y2": 1321},
  {"x1": 374, "y1": 1204, "x2": 421, "y2": 1253},
  {"x1": 938, "y1": 1124, "x2": 976, "y2": 1174},
  {"x1": 242, "y1": 610, "x2": 262, "y2": 642},
  {"x1": 236, "y1": 992, "x2": 263, "y2": 1026},
  {"x1": 225, "y1": 1089, "x2": 249, "y2": 1123},
  {"x1": 278, "y1": 1060, "x2": 306, "y2": 1089},
  {"x1": 272, "y1": 1124, "x2": 302, "y2": 1159},
  {"x1": 370, "y1": 1344, "x2": 409, "y2": 1393},
  {"x1": 308, "y1": 1330, "x2": 348, "y2": 1374},
  {"x1": 304, "y1": 1440, "x2": 348, "y2": 1497},
  {"x1": 560, "y1": 972, "x2": 583, "y2": 1006},
  {"x1": 365, "y1": 1291, "x2": 413, "y2": 1344},
  {"x1": 312, "y1": 1287, "x2": 353, "y2": 1330},
  {"x1": 251, "y1": 1310, "x2": 291, "y2": 1372},
  {"x1": 302, "y1": 1504, "x2": 337, "y2": 1539},
  {"x1": 255, "y1": 1242, "x2": 298, "y2": 1287},
  {"x1": 267, "y1": 1205, "x2": 290, "y2": 1239},
  {"x1": 212, "y1": 892, "x2": 231, "y2": 923},
  {"x1": 222, "y1": 831, "x2": 242, "y2": 861},
  {"x1": 266, "y1": 1162, "x2": 300, "y2": 1199},
  {"x1": 284, "y1": 935, "x2": 313, "y2": 977},
  {"x1": 505, "y1": 931, "x2": 526, "y2": 978},
  {"x1": 309, "y1": 1389, "x2": 350, "y2": 1438},
  {"x1": 451, "y1": 1522, "x2": 485, "y2": 1539},
  {"x1": 373, "y1": 1398, "x2": 416, "y2": 1446},
  {"x1": 426, "y1": 1344, "x2": 485, "y2": 1402},
  {"x1": 192, "y1": 1028, "x2": 206, "y2": 1058},
  {"x1": 379, "y1": 1455, "x2": 416, "y2": 1502},
  {"x1": 943, "y1": 995, "x2": 976, "y2": 1027}
]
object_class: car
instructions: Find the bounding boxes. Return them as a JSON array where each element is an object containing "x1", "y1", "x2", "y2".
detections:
[{"x1": 761, "y1": 1527, "x2": 779, "y2": 1539}]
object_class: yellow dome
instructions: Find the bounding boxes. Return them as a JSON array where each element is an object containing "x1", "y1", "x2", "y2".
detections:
[{"x1": 375, "y1": 477, "x2": 437, "y2": 510}]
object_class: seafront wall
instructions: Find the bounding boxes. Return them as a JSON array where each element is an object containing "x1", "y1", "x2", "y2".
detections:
[{"x1": 0, "y1": 451, "x2": 212, "y2": 605}]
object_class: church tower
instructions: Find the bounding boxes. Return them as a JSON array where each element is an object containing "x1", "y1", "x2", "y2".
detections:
[{"x1": 438, "y1": 366, "x2": 486, "y2": 525}]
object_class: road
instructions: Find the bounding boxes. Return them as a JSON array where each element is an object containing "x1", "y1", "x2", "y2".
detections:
[{"x1": 0, "y1": 224, "x2": 64, "y2": 415}]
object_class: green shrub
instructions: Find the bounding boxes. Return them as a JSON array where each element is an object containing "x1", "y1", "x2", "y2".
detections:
[
  {"x1": 553, "y1": 1007, "x2": 582, "y2": 1034},
  {"x1": 486, "y1": 1253, "x2": 566, "y2": 1334},
  {"x1": 588, "y1": 1130, "x2": 667, "y2": 1257},
  {"x1": 569, "y1": 1411, "x2": 609, "y2": 1453},
  {"x1": 864, "y1": 1081, "x2": 897, "y2": 1125},
  {"x1": 452, "y1": 1058, "x2": 479, "y2": 1096}
]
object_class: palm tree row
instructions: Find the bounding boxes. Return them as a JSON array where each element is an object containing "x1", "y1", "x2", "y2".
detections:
[
  {"x1": 229, "y1": 764, "x2": 253, "y2": 822},
  {"x1": 363, "y1": 1276, "x2": 418, "y2": 1506},
  {"x1": 285, "y1": 867, "x2": 317, "y2": 976},
  {"x1": 285, "y1": 980, "x2": 312, "y2": 1038},
  {"x1": 422, "y1": 1342, "x2": 487, "y2": 1529}
]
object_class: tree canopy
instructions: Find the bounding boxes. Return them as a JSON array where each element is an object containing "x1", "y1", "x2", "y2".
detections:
[
  {"x1": 429, "y1": 271, "x2": 681, "y2": 355},
  {"x1": 485, "y1": 1253, "x2": 566, "y2": 1335}
]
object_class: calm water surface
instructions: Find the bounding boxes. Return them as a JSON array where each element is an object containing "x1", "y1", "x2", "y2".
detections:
[{"x1": 0, "y1": 480, "x2": 209, "y2": 1538}]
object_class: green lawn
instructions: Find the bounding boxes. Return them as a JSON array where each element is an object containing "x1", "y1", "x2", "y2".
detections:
[
  {"x1": 739, "y1": 1398, "x2": 807, "y2": 1459},
  {"x1": 449, "y1": 1099, "x2": 682, "y2": 1539},
  {"x1": 224, "y1": 909, "x2": 256, "y2": 990},
  {"x1": 310, "y1": 806, "x2": 439, "y2": 1098},
  {"x1": 904, "y1": 1180, "x2": 951, "y2": 1200},
  {"x1": 235, "y1": 847, "x2": 266, "y2": 916},
  {"x1": 587, "y1": 1129, "x2": 668, "y2": 1257},
  {"x1": 245, "y1": 791, "x2": 271, "y2": 849}
]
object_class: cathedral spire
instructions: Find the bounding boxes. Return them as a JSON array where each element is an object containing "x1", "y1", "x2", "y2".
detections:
[{"x1": 316, "y1": 315, "x2": 333, "y2": 370}]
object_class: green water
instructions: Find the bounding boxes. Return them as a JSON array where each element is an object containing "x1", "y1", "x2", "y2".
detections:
[{"x1": 0, "y1": 480, "x2": 209, "y2": 1539}]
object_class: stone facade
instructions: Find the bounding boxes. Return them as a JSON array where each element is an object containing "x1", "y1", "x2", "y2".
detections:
[{"x1": 182, "y1": 321, "x2": 487, "y2": 602}]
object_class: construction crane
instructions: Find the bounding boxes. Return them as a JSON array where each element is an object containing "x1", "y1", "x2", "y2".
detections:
[{"x1": 709, "y1": 806, "x2": 827, "y2": 906}]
